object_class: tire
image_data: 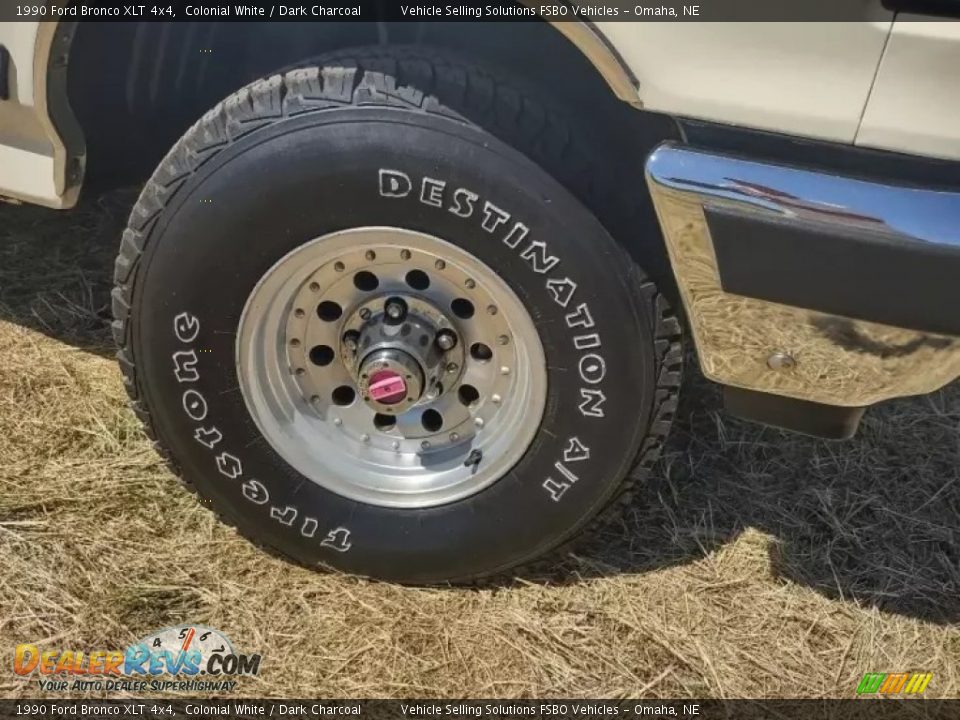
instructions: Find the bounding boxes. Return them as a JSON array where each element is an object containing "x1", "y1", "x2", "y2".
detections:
[{"x1": 112, "y1": 47, "x2": 683, "y2": 584}]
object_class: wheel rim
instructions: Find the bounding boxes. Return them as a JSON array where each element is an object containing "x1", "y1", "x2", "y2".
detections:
[{"x1": 236, "y1": 227, "x2": 547, "y2": 508}]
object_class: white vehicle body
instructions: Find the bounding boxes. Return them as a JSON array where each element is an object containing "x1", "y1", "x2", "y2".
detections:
[
  {"x1": 0, "y1": 21, "x2": 73, "y2": 207},
  {"x1": 599, "y1": 19, "x2": 960, "y2": 158}
]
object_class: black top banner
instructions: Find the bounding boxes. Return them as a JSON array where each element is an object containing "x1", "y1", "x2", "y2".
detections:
[
  {"x1": 3, "y1": 699, "x2": 960, "y2": 720},
  {"x1": 1, "y1": 0, "x2": 958, "y2": 23}
]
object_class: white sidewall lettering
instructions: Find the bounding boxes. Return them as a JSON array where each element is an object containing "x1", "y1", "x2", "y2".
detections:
[
  {"x1": 301, "y1": 517, "x2": 318, "y2": 538},
  {"x1": 173, "y1": 312, "x2": 200, "y2": 343},
  {"x1": 173, "y1": 311, "x2": 354, "y2": 548},
  {"x1": 578, "y1": 388, "x2": 607, "y2": 418},
  {"x1": 546, "y1": 277, "x2": 577, "y2": 308},
  {"x1": 563, "y1": 437, "x2": 591, "y2": 463},
  {"x1": 544, "y1": 438, "x2": 590, "y2": 502},
  {"x1": 543, "y1": 478, "x2": 571, "y2": 502},
  {"x1": 502, "y1": 222, "x2": 529, "y2": 249},
  {"x1": 573, "y1": 333, "x2": 601, "y2": 350},
  {"x1": 374, "y1": 170, "x2": 616, "y2": 431},
  {"x1": 481, "y1": 201, "x2": 510, "y2": 233},
  {"x1": 182, "y1": 389, "x2": 208, "y2": 421},
  {"x1": 579, "y1": 354, "x2": 607, "y2": 385},
  {"x1": 172, "y1": 350, "x2": 200, "y2": 383},
  {"x1": 519, "y1": 240, "x2": 560, "y2": 274},
  {"x1": 378, "y1": 169, "x2": 411, "y2": 198},
  {"x1": 420, "y1": 177, "x2": 446, "y2": 207},
  {"x1": 270, "y1": 505, "x2": 298, "y2": 526},
  {"x1": 216, "y1": 452, "x2": 243, "y2": 479},
  {"x1": 449, "y1": 188, "x2": 478, "y2": 218},
  {"x1": 566, "y1": 303, "x2": 595, "y2": 330},
  {"x1": 241, "y1": 479, "x2": 270, "y2": 505},
  {"x1": 321, "y1": 527, "x2": 352, "y2": 552},
  {"x1": 193, "y1": 425, "x2": 223, "y2": 450}
]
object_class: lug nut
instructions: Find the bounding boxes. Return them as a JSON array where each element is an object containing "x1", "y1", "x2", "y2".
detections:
[
  {"x1": 446, "y1": 362, "x2": 459, "y2": 374},
  {"x1": 384, "y1": 297, "x2": 408, "y2": 324},
  {"x1": 343, "y1": 330, "x2": 360, "y2": 352},
  {"x1": 435, "y1": 329, "x2": 458, "y2": 351},
  {"x1": 359, "y1": 308, "x2": 372, "y2": 321}
]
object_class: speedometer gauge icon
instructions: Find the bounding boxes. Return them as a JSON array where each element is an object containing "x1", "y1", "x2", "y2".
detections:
[{"x1": 133, "y1": 625, "x2": 235, "y2": 673}]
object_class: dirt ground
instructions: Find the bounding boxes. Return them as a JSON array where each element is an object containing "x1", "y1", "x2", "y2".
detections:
[{"x1": 1, "y1": 191, "x2": 958, "y2": 700}]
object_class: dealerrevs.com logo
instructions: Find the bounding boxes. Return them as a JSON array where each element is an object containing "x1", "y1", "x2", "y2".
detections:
[{"x1": 13, "y1": 625, "x2": 261, "y2": 693}]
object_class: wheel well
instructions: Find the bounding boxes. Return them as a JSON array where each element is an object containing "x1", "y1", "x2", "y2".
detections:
[{"x1": 67, "y1": 20, "x2": 681, "y2": 296}]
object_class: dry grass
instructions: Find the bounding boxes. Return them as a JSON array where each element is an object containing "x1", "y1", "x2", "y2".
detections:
[{"x1": 0, "y1": 192, "x2": 958, "y2": 700}]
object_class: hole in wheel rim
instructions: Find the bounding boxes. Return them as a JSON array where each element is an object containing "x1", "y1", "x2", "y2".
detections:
[
  {"x1": 421, "y1": 409, "x2": 443, "y2": 432},
  {"x1": 353, "y1": 271, "x2": 379, "y2": 292},
  {"x1": 405, "y1": 270, "x2": 430, "y2": 291},
  {"x1": 332, "y1": 385, "x2": 356, "y2": 406},
  {"x1": 458, "y1": 384, "x2": 480, "y2": 407},
  {"x1": 317, "y1": 301, "x2": 343, "y2": 322},
  {"x1": 470, "y1": 342, "x2": 493, "y2": 362},
  {"x1": 309, "y1": 345, "x2": 335, "y2": 366},
  {"x1": 374, "y1": 413, "x2": 396, "y2": 431},
  {"x1": 451, "y1": 298, "x2": 475, "y2": 319}
]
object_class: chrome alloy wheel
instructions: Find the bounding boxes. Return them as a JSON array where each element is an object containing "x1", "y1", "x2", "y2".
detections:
[{"x1": 236, "y1": 227, "x2": 548, "y2": 508}]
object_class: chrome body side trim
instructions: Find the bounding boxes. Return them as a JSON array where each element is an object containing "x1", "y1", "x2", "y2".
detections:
[{"x1": 645, "y1": 143, "x2": 960, "y2": 407}]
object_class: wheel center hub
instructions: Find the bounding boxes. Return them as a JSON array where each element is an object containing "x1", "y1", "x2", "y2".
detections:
[
  {"x1": 355, "y1": 342, "x2": 428, "y2": 414},
  {"x1": 367, "y1": 369, "x2": 408, "y2": 405},
  {"x1": 347, "y1": 294, "x2": 465, "y2": 416}
]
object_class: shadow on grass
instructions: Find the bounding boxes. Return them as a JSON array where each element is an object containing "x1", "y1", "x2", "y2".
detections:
[
  {"x1": 530, "y1": 365, "x2": 960, "y2": 625},
  {"x1": 2, "y1": 189, "x2": 958, "y2": 624},
  {"x1": 0, "y1": 188, "x2": 136, "y2": 358}
]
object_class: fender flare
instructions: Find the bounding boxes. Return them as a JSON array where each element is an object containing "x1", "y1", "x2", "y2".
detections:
[
  {"x1": 15, "y1": 14, "x2": 638, "y2": 208},
  {"x1": 546, "y1": 19, "x2": 641, "y2": 105}
]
